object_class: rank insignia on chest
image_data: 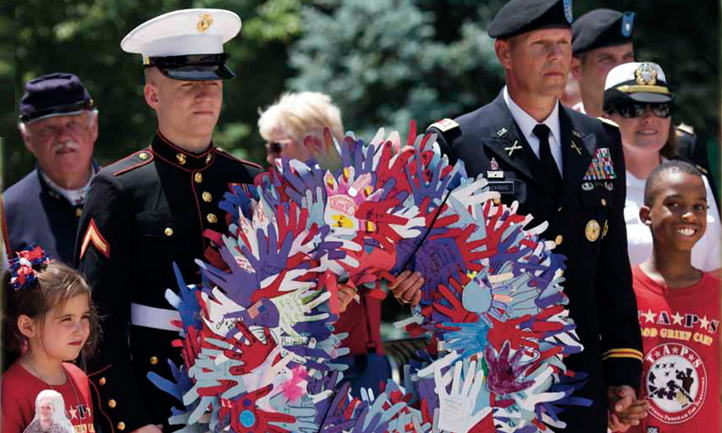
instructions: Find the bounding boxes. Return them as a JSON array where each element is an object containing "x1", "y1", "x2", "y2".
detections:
[{"x1": 583, "y1": 148, "x2": 617, "y2": 181}]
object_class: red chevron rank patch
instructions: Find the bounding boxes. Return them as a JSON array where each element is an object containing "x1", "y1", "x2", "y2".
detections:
[{"x1": 80, "y1": 218, "x2": 110, "y2": 259}]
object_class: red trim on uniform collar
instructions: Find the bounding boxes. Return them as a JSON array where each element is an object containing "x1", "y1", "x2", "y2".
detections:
[{"x1": 151, "y1": 130, "x2": 215, "y2": 171}]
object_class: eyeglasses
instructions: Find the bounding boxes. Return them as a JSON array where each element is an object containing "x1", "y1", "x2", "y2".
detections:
[{"x1": 613, "y1": 102, "x2": 672, "y2": 119}]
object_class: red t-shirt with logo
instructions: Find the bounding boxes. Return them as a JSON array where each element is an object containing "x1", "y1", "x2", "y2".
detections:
[
  {"x1": 629, "y1": 266, "x2": 721, "y2": 433},
  {"x1": 1, "y1": 362, "x2": 95, "y2": 433}
]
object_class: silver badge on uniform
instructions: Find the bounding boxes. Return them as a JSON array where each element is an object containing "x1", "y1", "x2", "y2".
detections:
[{"x1": 582, "y1": 182, "x2": 594, "y2": 191}]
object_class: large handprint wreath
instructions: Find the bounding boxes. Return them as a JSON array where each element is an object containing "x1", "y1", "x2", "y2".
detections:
[{"x1": 149, "y1": 123, "x2": 590, "y2": 433}]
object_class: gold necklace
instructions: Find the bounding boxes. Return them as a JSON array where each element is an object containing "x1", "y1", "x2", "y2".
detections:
[{"x1": 23, "y1": 360, "x2": 82, "y2": 422}]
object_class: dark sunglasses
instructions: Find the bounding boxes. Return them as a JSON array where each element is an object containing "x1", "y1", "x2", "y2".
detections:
[
  {"x1": 613, "y1": 102, "x2": 672, "y2": 119},
  {"x1": 267, "y1": 142, "x2": 283, "y2": 153}
]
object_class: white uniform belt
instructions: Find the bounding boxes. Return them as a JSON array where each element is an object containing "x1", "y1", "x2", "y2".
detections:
[{"x1": 130, "y1": 303, "x2": 181, "y2": 332}]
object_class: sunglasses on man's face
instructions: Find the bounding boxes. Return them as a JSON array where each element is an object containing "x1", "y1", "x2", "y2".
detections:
[{"x1": 613, "y1": 102, "x2": 672, "y2": 119}]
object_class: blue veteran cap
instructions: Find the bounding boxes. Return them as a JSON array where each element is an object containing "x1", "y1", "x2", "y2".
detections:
[
  {"x1": 19, "y1": 73, "x2": 95, "y2": 124},
  {"x1": 121, "y1": 9, "x2": 241, "y2": 81},
  {"x1": 488, "y1": 0, "x2": 573, "y2": 39}
]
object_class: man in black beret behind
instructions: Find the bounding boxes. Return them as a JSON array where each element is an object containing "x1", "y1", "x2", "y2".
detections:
[
  {"x1": 425, "y1": 0, "x2": 648, "y2": 431},
  {"x1": 570, "y1": 8, "x2": 635, "y2": 118},
  {"x1": 3, "y1": 73, "x2": 99, "y2": 264}
]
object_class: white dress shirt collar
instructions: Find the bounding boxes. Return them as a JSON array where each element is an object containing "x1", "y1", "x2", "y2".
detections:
[
  {"x1": 502, "y1": 86, "x2": 564, "y2": 174},
  {"x1": 503, "y1": 86, "x2": 562, "y2": 146}
]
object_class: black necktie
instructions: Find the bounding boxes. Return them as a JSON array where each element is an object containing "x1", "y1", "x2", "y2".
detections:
[{"x1": 532, "y1": 124, "x2": 562, "y2": 194}]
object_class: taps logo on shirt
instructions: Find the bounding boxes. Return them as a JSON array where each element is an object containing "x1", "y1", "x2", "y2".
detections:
[{"x1": 644, "y1": 342, "x2": 707, "y2": 424}]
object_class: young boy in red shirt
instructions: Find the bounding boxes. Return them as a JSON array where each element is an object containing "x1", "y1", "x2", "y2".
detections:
[{"x1": 629, "y1": 160, "x2": 721, "y2": 433}]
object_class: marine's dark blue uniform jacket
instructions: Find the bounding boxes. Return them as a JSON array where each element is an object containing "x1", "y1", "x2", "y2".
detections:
[
  {"x1": 429, "y1": 91, "x2": 644, "y2": 433},
  {"x1": 75, "y1": 133, "x2": 261, "y2": 432}
]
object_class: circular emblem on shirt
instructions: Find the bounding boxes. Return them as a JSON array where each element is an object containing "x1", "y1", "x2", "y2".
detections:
[{"x1": 644, "y1": 342, "x2": 707, "y2": 424}]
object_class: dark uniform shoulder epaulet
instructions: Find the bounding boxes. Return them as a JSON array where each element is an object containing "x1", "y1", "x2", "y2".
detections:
[
  {"x1": 213, "y1": 147, "x2": 264, "y2": 171},
  {"x1": 108, "y1": 149, "x2": 154, "y2": 177},
  {"x1": 597, "y1": 117, "x2": 619, "y2": 128},
  {"x1": 426, "y1": 118, "x2": 460, "y2": 133},
  {"x1": 675, "y1": 123, "x2": 695, "y2": 136}
]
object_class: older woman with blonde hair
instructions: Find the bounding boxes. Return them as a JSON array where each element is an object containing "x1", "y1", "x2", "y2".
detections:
[
  {"x1": 603, "y1": 62, "x2": 721, "y2": 273},
  {"x1": 258, "y1": 91, "x2": 411, "y2": 396},
  {"x1": 258, "y1": 91, "x2": 344, "y2": 166}
]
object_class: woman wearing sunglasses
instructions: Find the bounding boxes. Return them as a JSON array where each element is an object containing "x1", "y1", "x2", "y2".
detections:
[{"x1": 602, "y1": 62, "x2": 721, "y2": 273}]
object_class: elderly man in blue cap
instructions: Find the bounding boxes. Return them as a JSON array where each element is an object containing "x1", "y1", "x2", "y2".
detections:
[{"x1": 3, "y1": 73, "x2": 98, "y2": 264}]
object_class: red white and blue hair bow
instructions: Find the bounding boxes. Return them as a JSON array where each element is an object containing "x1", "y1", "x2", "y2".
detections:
[{"x1": 9, "y1": 244, "x2": 52, "y2": 291}]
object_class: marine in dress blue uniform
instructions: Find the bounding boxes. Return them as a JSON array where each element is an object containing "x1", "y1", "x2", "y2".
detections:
[
  {"x1": 4, "y1": 73, "x2": 98, "y2": 265},
  {"x1": 428, "y1": 0, "x2": 644, "y2": 431},
  {"x1": 74, "y1": 10, "x2": 262, "y2": 433}
]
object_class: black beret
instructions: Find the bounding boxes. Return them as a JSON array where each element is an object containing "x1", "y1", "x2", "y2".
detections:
[
  {"x1": 572, "y1": 9, "x2": 635, "y2": 56},
  {"x1": 19, "y1": 73, "x2": 95, "y2": 124},
  {"x1": 488, "y1": 0, "x2": 573, "y2": 39}
]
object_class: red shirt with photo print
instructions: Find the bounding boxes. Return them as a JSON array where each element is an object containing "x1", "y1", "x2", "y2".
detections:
[
  {"x1": 629, "y1": 266, "x2": 721, "y2": 433},
  {"x1": 1, "y1": 362, "x2": 94, "y2": 433}
]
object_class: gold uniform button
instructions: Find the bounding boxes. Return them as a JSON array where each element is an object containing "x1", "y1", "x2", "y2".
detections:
[
  {"x1": 108, "y1": 399, "x2": 117, "y2": 408},
  {"x1": 207, "y1": 213, "x2": 218, "y2": 224},
  {"x1": 164, "y1": 227, "x2": 174, "y2": 237},
  {"x1": 75, "y1": 208, "x2": 83, "y2": 218},
  {"x1": 150, "y1": 356, "x2": 159, "y2": 365},
  {"x1": 202, "y1": 192, "x2": 212, "y2": 203},
  {"x1": 139, "y1": 152, "x2": 149, "y2": 161},
  {"x1": 555, "y1": 235, "x2": 563, "y2": 245},
  {"x1": 99, "y1": 377, "x2": 106, "y2": 386},
  {"x1": 176, "y1": 153, "x2": 187, "y2": 165},
  {"x1": 194, "y1": 172, "x2": 203, "y2": 183},
  {"x1": 117, "y1": 422, "x2": 126, "y2": 431},
  {"x1": 601, "y1": 198, "x2": 607, "y2": 206}
]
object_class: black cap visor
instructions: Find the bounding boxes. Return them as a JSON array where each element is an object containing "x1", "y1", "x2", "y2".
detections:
[
  {"x1": 156, "y1": 64, "x2": 235, "y2": 81},
  {"x1": 145, "y1": 53, "x2": 235, "y2": 81},
  {"x1": 604, "y1": 88, "x2": 674, "y2": 112}
]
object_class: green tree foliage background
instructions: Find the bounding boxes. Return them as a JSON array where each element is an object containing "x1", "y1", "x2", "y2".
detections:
[{"x1": 4, "y1": 0, "x2": 720, "y2": 188}]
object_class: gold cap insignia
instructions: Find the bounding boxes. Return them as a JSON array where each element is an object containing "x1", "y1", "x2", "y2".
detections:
[
  {"x1": 197, "y1": 13, "x2": 214, "y2": 33},
  {"x1": 635, "y1": 63, "x2": 658, "y2": 86}
]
